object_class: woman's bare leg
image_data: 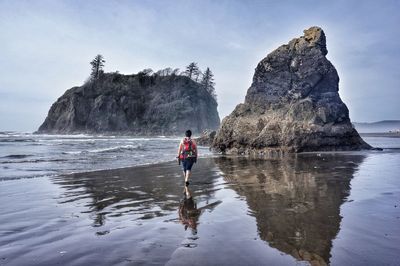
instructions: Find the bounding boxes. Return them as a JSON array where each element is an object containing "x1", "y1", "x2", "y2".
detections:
[{"x1": 185, "y1": 170, "x2": 191, "y2": 183}]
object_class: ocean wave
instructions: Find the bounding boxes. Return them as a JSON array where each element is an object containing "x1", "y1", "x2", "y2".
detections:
[
  {"x1": 0, "y1": 138, "x2": 37, "y2": 143},
  {"x1": 0, "y1": 131, "x2": 32, "y2": 136},
  {"x1": 0, "y1": 173, "x2": 58, "y2": 182},
  {"x1": 62, "y1": 144, "x2": 145, "y2": 155},
  {"x1": 0, "y1": 134, "x2": 214, "y2": 181},
  {"x1": 1, "y1": 158, "x2": 67, "y2": 164},
  {"x1": 1, "y1": 154, "x2": 33, "y2": 159},
  {"x1": 33, "y1": 134, "x2": 95, "y2": 139},
  {"x1": 37, "y1": 139, "x2": 98, "y2": 143},
  {"x1": 89, "y1": 144, "x2": 146, "y2": 153}
]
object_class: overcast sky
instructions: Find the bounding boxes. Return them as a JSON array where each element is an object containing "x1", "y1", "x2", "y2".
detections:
[{"x1": 0, "y1": 0, "x2": 399, "y2": 131}]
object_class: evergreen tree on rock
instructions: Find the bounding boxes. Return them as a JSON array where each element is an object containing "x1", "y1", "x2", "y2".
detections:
[
  {"x1": 184, "y1": 62, "x2": 200, "y2": 81},
  {"x1": 201, "y1": 67, "x2": 217, "y2": 101},
  {"x1": 90, "y1": 54, "x2": 106, "y2": 80}
]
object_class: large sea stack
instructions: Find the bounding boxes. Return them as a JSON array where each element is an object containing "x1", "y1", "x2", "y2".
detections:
[
  {"x1": 38, "y1": 73, "x2": 220, "y2": 135},
  {"x1": 213, "y1": 26, "x2": 371, "y2": 153}
]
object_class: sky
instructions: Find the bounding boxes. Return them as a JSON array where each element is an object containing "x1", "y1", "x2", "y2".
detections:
[{"x1": 0, "y1": 0, "x2": 399, "y2": 131}]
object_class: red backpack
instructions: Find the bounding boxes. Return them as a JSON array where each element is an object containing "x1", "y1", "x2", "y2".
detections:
[{"x1": 180, "y1": 138, "x2": 197, "y2": 160}]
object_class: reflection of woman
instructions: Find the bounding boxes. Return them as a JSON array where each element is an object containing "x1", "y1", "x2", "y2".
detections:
[{"x1": 179, "y1": 186, "x2": 201, "y2": 235}]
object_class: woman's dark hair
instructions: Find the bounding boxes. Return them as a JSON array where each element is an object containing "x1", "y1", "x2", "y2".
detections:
[{"x1": 185, "y1": 130, "x2": 192, "y2": 138}]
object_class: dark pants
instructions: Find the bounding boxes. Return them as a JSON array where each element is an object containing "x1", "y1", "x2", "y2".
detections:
[{"x1": 182, "y1": 158, "x2": 195, "y2": 172}]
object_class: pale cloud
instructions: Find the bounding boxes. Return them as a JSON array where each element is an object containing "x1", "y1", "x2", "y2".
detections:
[
  {"x1": 0, "y1": 0, "x2": 399, "y2": 131},
  {"x1": 226, "y1": 41, "x2": 244, "y2": 50}
]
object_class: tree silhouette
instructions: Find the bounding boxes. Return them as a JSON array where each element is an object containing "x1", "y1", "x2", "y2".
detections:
[
  {"x1": 184, "y1": 62, "x2": 200, "y2": 81},
  {"x1": 201, "y1": 67, "x2": 217, "y2": 101},
  {"x1": 140, "y1": 68, "x2": 153, "y2": 76},
  {"x1": 90, "y1": 54, "x2": 105, "y2": 80},
  {"x1": 138, "y1": 68, "x2": 155, "y2": 86},
  {"x1": 171, "y1": 68, "x2": 180, "y2": 76}
]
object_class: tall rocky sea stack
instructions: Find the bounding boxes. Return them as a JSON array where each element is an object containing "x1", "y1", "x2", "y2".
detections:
[
  {"x1": 38, "y1": 73, "x2": 220, "y2": 135},
  {"x1": 213, "y1": 26, "x2": 371, "y2": 153}
]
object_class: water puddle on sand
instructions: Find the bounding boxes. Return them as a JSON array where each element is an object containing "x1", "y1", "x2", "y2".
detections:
[{"x1": 1, "y1": 153, "x2": 400, "y2": 265}]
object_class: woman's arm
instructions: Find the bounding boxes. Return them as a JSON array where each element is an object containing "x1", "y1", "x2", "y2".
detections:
[{"x1": 177, "y1": 141, "x2": 183, "y2": 157}]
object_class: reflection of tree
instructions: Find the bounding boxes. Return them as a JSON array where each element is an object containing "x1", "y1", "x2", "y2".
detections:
[{"x1": 215, "y1": 154, "x2": 365, "y2": 266}]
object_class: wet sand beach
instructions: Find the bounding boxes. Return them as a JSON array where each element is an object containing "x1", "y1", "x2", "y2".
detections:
[{"x1": 1, "y1": 152, "x2": 400, "y2": 265}]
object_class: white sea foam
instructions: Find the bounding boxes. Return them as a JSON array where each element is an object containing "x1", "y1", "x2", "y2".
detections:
[
  {"x1": 0, "y1": 133, "x2": 214, "y2": 180},
  {"x1": 88, "y1": 144, "x2": 144, "y2": 153},
  {"x1": 62, "y1": 144, "x2": 145, "y2": 154}
]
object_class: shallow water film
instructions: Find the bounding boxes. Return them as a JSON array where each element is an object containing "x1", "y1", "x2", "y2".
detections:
[{"x1": 1, "y1": 151, "x2": 399, "y2": 265}]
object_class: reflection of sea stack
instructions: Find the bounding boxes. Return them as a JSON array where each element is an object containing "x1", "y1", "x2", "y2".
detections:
[
  {"x1": 215, "y1": 155, "x2": 365, "y2": 265},
  {"x1": 213, "y1": 27, "x2": 371, "y2": 153}
]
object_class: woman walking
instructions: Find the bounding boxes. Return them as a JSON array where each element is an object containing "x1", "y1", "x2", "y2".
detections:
[{"x1": 177, "y1": 130, "x2": 198, "y2": 186}]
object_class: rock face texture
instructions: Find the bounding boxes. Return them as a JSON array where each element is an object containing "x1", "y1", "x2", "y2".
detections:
[
  {"x1": 195, "y1": 130, "x2": 217, "y2": 146},
  {"x1": 38, "y1": 73, "x2": 220, "y2": 135},
  {"x1": 213, "y1": 26, "x2": 370, "y2": 153}
]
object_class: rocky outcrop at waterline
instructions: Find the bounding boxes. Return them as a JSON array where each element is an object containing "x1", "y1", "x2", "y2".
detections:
[
  {"x1": 213, "y1": 26, "x2": 371, "y2": 153},
  {"x1": 37, "y1": 73, "x2": 220, "y2": 135},
  {"x1": 195, "y1": 130, "x2": 217, "y2": 146}
]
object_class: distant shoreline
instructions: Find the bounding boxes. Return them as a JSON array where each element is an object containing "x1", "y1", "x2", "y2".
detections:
[{"x1": 360, "y1": 132, "x2": 400, "y2": 138}]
